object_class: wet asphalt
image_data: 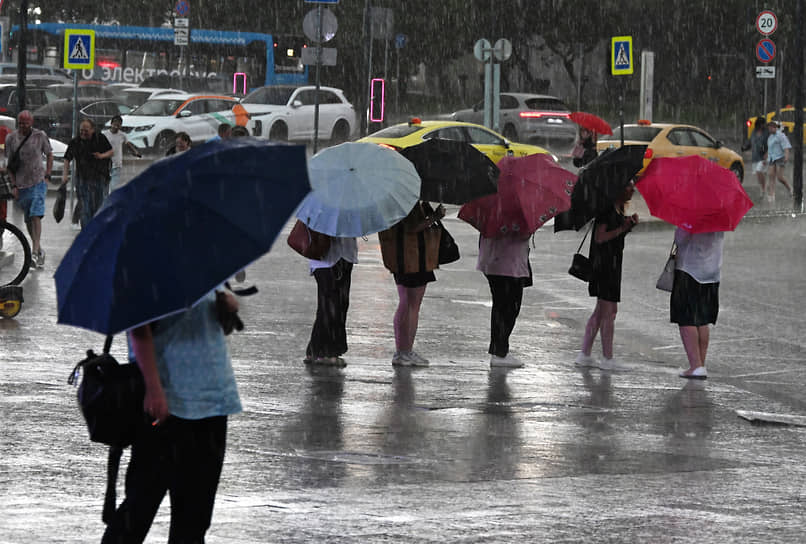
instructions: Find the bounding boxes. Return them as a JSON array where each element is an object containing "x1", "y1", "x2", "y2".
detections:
[{"x1": 1, "y1": 158, "x2": 806, "y2": 543}]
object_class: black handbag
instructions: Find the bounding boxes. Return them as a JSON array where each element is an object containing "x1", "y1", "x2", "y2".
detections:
[
  {"x1": 53, "y1": 184, "x2": 67, "y2": 223},
  {"x1": 437, "y1": 220, "x2": 460, "y2": 265},
  {"x1": 568, "y1": 221, "x2": 594, "y2": 282}
]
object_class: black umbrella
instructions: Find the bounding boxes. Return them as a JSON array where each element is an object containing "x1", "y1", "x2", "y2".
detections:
[
  {"x1": 554, "y1": 144, "x2": 647, "y2": 231},
  {"x1": 400, "y1": 138, "x2": 499, "y2": 204}
]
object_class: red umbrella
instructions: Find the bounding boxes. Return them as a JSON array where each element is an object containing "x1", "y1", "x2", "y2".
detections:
[
  {"x1": 569, "y1": 111, "x2": 613, "y2": 136},
  {"x1": 636, "y1": 156, "x2": 753, "y2": 233},
  {"x1": 458, "y1": 153, "x2": 576, "y2": 237}
]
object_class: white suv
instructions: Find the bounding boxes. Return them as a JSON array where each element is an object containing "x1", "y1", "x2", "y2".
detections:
[
  {"x1": 242, "y1": 85, "x2": 356, "y2": 144},
  {"x1": 117, "y1": 94, "x2": 239, "y2": 153}
]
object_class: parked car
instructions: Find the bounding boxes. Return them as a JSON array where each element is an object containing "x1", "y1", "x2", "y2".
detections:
[
  {"x1": 117, "y1": 93, "x2": 239, "y2": 153},
  {"x1": 116, "y1": 87, "x2": 187, "y2": 110},
  {"x1": 597, "y1": 120, "x2": 744, "y2": 181},
  {"x1": 242, "y1": 85, "x2": 356, "y2": 143},
  {"x1": 358, "y1": 118, "x2": 551, "y2": 164},
  {"x1": 32, "y1": 98, "x2": 132, "y2": 142},
  {"x1": 46, "y1": 82, "x2": 120, "y2": 100},
  {"x1": 0, "y1": 63, "x2": 71, "y2": 84},
  {"x1": 452, "y1": 93, "x2": 576, "y2": 152},
  {"x1": 0, "y1": 84, "x2": 59, "y2": 117},
  {"x1": 745, "y1": 106, "x2": 806, "y2": 144}
]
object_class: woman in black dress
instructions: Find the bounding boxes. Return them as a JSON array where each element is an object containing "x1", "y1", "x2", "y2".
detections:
[{"x1": 575, "y1": 181, "x2": 638, "y2": 370}]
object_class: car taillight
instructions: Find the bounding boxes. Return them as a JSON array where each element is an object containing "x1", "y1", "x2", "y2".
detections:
[
  {"x1": 644, "y1": 148, "x2": 654, "y2": 159},
  {"x1": 377, "y1": 143, "x2": 400, "y2": 151},
  {"x1": 746, "y1": 120, "x2": 752, "y2": 128},
  {"x1": 519, "y1": 111, "x2": 571, "y2": 119}
]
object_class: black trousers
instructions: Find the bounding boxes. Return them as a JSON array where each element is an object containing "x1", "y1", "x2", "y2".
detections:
[
  {"x1": 307, "y1": 259, "x2": 352, "y2": 359},
  {"x1": 486, "y1": 274, "x2": 524, "y2": 358},
  {"x1": 102, "y1": 416, "x2": 228, "y2": 544}
]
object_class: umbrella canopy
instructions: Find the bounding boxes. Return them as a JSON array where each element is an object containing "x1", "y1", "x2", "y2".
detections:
[
  {"x1": 554, "y1": 144, "x2": 646, "y2": 231},
  {"x1": 570, "y1": 111, "x2": 613, "y2": 136},
  {"x1": 55, "y1": 138, "x2": 310, "y2": 335},
  {"x1": 296, "y1": 142, "x2": 421, "y2": 237},
  {"x1": 636, "y1": 155, "x2": 753, "y2": 233},
  {"x1": 458, "y1": 153, "x2": 576, "y2": 237},
  {"x1": 400, "y1": 138, "x2": 499, "y2": 204}
]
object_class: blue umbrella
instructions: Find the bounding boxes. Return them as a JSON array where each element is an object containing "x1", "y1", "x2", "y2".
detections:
[
  {"x1": 295, "y1": 142, "x2": 421, "y2": 237},
  {"x1": 55, "y1": 138, "x2": 310, "y2": 335}
]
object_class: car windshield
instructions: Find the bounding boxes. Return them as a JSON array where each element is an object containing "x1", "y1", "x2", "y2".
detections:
[
  {"x1": 523, "y1": 98, "x2": 568, "y2": 111},
  {"x1": 133, "y1": 99, "x2": 185, "y2": 116},
  {"x1": 601, "y1": 126, "x2": 661, "y2": 142},
  {"x1": 242, "y1": 87, "x2": 296, "y2": 105},
  {"x1": 371, "y1": 125, "x2": 423, "y2": 138}
]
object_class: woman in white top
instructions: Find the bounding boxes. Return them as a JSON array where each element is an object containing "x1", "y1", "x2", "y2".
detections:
[
  {"x1": 305, "y1": 236, "x2": 358, "y2": 366},
  {"x1": 670, "y1": 228, "x2": 724, "y2": 379}
]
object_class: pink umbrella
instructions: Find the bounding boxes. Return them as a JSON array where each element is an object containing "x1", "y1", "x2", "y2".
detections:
[
  {"x1": 636, "y1": 156, "x2": 753, "y2": 233},
  {"x1": 458, "y1": 153, "x2": 576, "y2": 237}
]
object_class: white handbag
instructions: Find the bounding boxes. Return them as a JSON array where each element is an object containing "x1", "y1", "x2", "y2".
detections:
[{"x1": 656, "y1": 243, "x2": 677, "y2": 292}]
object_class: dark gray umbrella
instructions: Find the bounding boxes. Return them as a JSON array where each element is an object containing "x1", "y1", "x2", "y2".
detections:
[
  {"x1": 400, "y1": 138, "x2": 499, "y2": 204},
  {"x1": 554, "y1": 144, "x2": 647, "y2": 231}
]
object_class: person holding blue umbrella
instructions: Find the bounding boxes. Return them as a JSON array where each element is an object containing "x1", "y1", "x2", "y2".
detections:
[{"x1": 56, "y1": 139, "x2": 312, "y2": 538}]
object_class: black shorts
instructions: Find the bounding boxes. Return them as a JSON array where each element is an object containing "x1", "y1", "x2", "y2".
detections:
[
  {"x1": 670, "y1": 270, "x2": 719, "y2": 326},
  {"x1": 393, "y1": 271, "x2": 436, "y2": 288}
]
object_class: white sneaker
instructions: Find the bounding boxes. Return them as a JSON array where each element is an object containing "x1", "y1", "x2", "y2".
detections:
[
  {"x1": 575, "y1": 352, "x2": 598, "y2": 367},
  {"x1": 407, "y1": 350, "x2": 430, "y2": 366},
  {"x1": 392, "y1": 351, "x2": 429, "y2": 367},
  {"x1": 490, "y1": 354, "x2": 524, "y2": 368},
  {"x1": 598, "y1": 358, "x2": 629, "y2": 371}
]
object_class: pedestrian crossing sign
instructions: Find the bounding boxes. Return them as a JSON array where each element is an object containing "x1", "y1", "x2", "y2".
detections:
[
  {"x1": 63, "y1": 30, "x2": 95, "y2": 70},
  {"x1": 611, "y1": 36, "x2": 633, "y2": 75}
]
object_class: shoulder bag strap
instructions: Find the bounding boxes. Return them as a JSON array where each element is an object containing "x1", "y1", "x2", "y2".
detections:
[
  {"x1": 10, "y1": 130, "x2": 32, "y2": 161},
  {"x1": 576, "y1": 219, "x2": 594, "y2": 253}
]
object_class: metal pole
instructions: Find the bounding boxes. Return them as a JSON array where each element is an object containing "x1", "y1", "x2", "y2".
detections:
[
  {"x1": 793, "y1": 0, "x2": 804, "y2": 211},
  {"x1": 619, "y1": 81, "x2": 624, "y2": 147},
  {"x1": 16, "y1": 0, "x2": 27, "y2": 112},
  {"x1": 360, "y1": 0, "x2": 370, "y2": 137},
  {"x1": 366, "y1": 8, "x2": 374, "y2": 134},
  {"x1": 69, "y1": 70, "x2": 78, "y2": 216},
  {"x1": 313, "y1": 4, "x2": 322, "y2": 154}
]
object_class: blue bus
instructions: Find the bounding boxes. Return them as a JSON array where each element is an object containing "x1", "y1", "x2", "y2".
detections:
[{"x1": 9, "y1": 22, "x2": 308, "y2": 93}]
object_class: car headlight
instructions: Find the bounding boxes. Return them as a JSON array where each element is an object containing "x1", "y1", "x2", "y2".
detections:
[{"x1": 134, "y1": 125, "x2": 155, "y2": 132}]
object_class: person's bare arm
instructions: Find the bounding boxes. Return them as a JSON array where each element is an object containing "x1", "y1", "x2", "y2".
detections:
[
  {"x1": 594, "y1": 214, "x2": 638, "y2": 243},
  {"x1": 130, "y1": 325, "x2": 169, "y2": 424}
]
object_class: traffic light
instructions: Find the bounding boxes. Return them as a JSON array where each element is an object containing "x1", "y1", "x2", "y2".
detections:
[{"x1": 370, "y1": 78, "x2": 385, "y2": 123}]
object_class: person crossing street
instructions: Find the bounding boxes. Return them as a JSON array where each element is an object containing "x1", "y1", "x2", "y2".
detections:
[{"x1": 4, "y1": 110, "x2": 53, "y2": 268}]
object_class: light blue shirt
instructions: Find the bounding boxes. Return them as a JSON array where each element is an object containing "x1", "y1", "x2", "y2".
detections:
[
  {"x1": 128, "y1": 292, "x2": 242, "y2": 420},
  {"x1": 767, "y1": 130, "x2": 791, "y2": 162}
]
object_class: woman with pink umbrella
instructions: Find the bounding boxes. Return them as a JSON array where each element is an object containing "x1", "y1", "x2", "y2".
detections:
[{"x1": 637, "y1": 155, "x2": 753, "y2": 379}]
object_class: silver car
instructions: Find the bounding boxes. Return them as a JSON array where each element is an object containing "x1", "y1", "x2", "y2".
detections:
[{"x1": 452, "y1": 93, "x2": 576, "y2": 153}]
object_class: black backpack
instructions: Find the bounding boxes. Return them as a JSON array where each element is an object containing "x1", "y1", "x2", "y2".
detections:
[{"x1": 68, "y1": 336, "x2": 145, "y2": 522}]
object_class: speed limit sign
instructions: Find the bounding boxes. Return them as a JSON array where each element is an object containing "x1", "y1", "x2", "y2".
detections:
[{"x1": 756, "y1": 10, "x2": 777, "y2": 36}]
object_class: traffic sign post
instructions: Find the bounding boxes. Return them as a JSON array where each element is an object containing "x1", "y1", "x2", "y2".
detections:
[
  {"x1": 756, "y1": 10, "x2": 777, "y2": 36},
  {"x1": 63, "y1": 30, "x2": 95, "y2": 70},
  {"x1": 756, "y1": 38, "x2": 776, "y2": 64},
  {"x1": 611, "y1": 36, "x2": 634, "y2": 146},
  {"x1": 611, "y1": 36, "x2": 633, "y2": 75},
  {"x1": 473, "y1": 38, "x2": 511, "y2": 132},
  {"x1": 302, "y1": 6, "x2": 339, "y2": 153}
]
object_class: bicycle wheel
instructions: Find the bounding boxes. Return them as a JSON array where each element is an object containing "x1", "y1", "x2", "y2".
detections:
[{"x1": 0, "y1": 220, "x2": 32, "y2": 286}]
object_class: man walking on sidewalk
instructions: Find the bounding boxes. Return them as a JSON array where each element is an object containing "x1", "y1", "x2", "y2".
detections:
[{"x1": 4, "y1": 110, "x2": 53, "y2": 268}]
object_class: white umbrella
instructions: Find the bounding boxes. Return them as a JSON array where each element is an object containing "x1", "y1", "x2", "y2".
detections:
[{"x1": 296, "y1": 142, "x2": 421, "y2": 237}]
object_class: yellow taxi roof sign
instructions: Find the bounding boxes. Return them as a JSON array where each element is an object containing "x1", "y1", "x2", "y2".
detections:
[
  {"x1": 64, "y1": 30, "x2": 95, "y2": 70},
  {"x1": 611, "y1": 36, "x2": 633, "y2": 76}
]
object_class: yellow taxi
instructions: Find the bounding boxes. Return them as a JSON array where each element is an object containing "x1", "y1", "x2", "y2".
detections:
[
  {"x1": 358, "y1": 118, "x2": 551, "y2": 164},
  {"x1": 745, "y1": 106, "x2": 806, "y2": 143},
  {"x1": 596, "y1": 120, "x2": 744, "y2": 181}
]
